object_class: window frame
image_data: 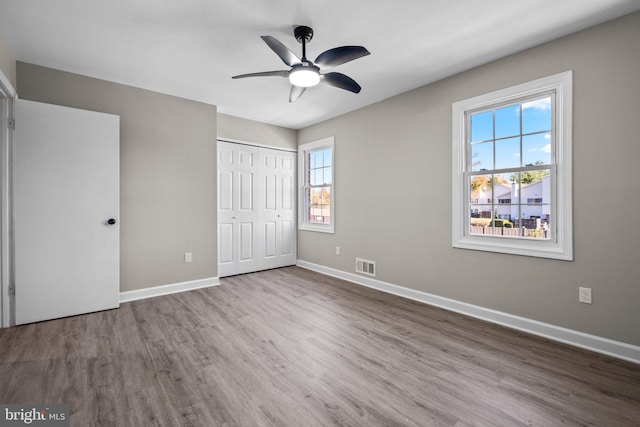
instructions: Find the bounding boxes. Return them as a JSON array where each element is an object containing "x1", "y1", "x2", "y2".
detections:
[
  {"x1": 452, "y1": 71, "x2": 573, "y2": 260},
  {"x1": 298, "y1": 137, "x2": 335, "y2": 233}
]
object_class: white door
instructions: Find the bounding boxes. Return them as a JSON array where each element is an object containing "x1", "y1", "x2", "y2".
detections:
[
  {"x1": 217, "y1": 141, "x2": 296, "y2": 277},
  {"x1": 217, "y1": 141, "x2": 260, "y2": 277},
  {"x1": 14, "y1": 99, "x2": 120, "y2": 325},
  {"x1": 260, "y1": 148, "x2": 297, "y2": 269}
]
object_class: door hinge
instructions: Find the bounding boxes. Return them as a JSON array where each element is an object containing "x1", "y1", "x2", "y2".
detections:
[
  {"x1": 8, "y1": 285, "x2": 15, "y2": 296},
  {"x1": 8, "y1": 118, "x2": 15, "y2": 130}
]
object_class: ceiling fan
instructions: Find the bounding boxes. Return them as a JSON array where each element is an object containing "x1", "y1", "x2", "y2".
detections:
[{"x1": 232, "y1": 25, "x2": 370, "y2": 102}]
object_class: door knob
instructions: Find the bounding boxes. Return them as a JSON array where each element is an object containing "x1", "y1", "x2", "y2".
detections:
[{"x1": 107, "y1": 218, "x2": 117, "y2": 225}]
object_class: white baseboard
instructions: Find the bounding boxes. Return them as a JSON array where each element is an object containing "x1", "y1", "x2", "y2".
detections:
[
  {"x1": 120, "y1": 276, "x2": 220, "y2": 303},
  {"x1": 296, "y1": 260, "x2": 640, "y2": 365}
]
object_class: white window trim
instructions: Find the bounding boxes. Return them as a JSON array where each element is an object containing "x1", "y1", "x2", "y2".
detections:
[
  {"x1": 452, "y1": 71, "x2": 573, "y2": 260},
  {"x1": 298, "y1": 137, "x2": 335, "y2": 233}
]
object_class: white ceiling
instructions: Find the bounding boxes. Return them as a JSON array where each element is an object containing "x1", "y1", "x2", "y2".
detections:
[{"x1": 1, "y1": 0, "x2": 639, "y2": 129}]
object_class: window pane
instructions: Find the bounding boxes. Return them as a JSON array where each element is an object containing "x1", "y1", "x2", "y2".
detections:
[
  {"x1": 469, "y1": 174, "x2": 492, "y2": 204},
  {"x1": 523, "y1": 133, "x2": 551, "y2": 166},
  {"x1": 311, "y1": 188, "x2": 322, "y2": 206},
  {"x1": 309, "y1": 212, "x2": 322, "y2": 223},
  {"x1": 520, "y1": 207, "x2": 551, "y2": 240},
  {"x1": 321, "y1": 186, "x2": 331, "y2": 205},
  {"x1": 324, "y1": 167, "x2": 332, "y2": 185},
  {"x1": 470, "y1": 111, "x2": 493, "y2": 142},
  {"x1": 521, "y1": 204, "x2": 544, "y2": 220},
  {"x1": 519, "y1": 168, "x2": 550, "y2": 186},
  {"x1": 492, "y1": 173, "x2": 512, "y2": 202},
  {"x1": 470, "y1": 205, "x2": 493, "y2": 235},
  {"x1": 321, "y1": 206, "x2": 330, "y2": 224},
  {"x1": 306, "y1": 185, "x2": 331, "y2": 224},
  {"x1": 323, "y1": 149, "x2": 332, "y2": 167},
  {"x1": 471, "y1": 141, "x2": 493, "y2": 171},
  {"x1": 495, "y1": 104, "x2": 520, "y2": 139},
  {"x1": 495, "y1": 136, "x2": 520, "y2": 170},
  {"x1": 522, "y1": 97, "x2": 551, "y2": 135},
  {"x1": 507, "y1": 171, "x2": 521, "y2": 193},
  {"x1": 310, "y1": 169, "x2": 320, "y2": 185}
]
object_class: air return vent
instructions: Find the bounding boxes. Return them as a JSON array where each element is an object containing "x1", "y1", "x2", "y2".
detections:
[{"x1": 356, "y1": 258, "x2": 376, "y2": 277}]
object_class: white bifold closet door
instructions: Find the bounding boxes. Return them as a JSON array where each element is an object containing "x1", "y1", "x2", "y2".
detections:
[{"x1": 217, "y1": 141, "x2": 296, "y2": 277}]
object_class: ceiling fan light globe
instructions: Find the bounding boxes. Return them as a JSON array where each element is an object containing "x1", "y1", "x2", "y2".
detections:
[{"x1": 289, "y1": 68, "x2": 320, "y2": 87}]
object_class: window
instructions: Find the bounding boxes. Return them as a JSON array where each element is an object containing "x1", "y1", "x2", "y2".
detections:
[
  {"x1": 452, "y1": 71, "x2": 572, "y2": 260},
  {"x1": 299, "y1": 137, "x2": 334, "y2": 233}
]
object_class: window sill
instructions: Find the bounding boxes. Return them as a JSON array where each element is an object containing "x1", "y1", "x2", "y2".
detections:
[
  {"x1": 299, "y1": 223, "x2": 334, "y2": 234},
  {"x1": 453, "y1": 234, "x2": 572, "y2": 260}
]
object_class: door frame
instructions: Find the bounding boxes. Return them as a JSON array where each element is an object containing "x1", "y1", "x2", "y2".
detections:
[{"x1": 0, "y1": 70, "x2": 17, "y2": 328}]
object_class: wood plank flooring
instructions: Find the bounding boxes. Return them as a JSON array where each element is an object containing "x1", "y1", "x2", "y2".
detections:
[{"x1": 1, "y1": 266, "x2": 639, "y2": 426}]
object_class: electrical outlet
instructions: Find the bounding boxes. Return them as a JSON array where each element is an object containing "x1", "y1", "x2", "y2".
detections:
[
  {"x1": 336, "y1": 246, "x2": 341, "y2": 255},
  {"x1": 184, "y1": 252, "x2": 192, "y2": 263},
  {"x1": 579, "y1": 287, "x2": 592, "y2": 304}
]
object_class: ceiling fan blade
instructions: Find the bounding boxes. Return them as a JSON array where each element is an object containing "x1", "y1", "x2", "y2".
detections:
[
  {"x1": 314, "y1": 46, "x2": 370, "y2": 69},
  {"x1": 261, "y1": 36, "x2": 301, "y2": 67},
  {"x1": 321, "y1": 72, "x2": 362, "y2": 93},
  {"x1": 232, "y1": 70, "x2": 289, "y2": 79},
  {"x1": 289, "y1": 85, "x2": 306, "y2": 103}
]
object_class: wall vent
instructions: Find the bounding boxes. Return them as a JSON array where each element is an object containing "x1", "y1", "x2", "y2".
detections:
[{"x1": 356, "y1": 258, "x2": 376, "y2": 277}]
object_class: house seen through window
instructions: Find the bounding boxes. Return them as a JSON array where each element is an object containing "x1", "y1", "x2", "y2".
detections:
[{"x1": 469, "y1": 95, "x2": 552, "y2": 239}]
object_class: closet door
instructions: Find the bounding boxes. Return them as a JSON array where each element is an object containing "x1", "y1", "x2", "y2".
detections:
[
  {"x1": 217, "y1": 142, "x2": 260, "y2": 277},
  {"x1": 217, "y1": 141, "x2": 296, "y2": 277},
  {"x1": 260, "y1": 148, "x2": 297, "y2": 269}
]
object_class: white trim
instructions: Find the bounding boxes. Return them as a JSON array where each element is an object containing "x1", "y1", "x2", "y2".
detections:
[
  {"x1": 298, "y1": 136, "x2": 335, "y2": 234},
  {"x1": 296, "y1": 260, "x2": 640, "y2": 365},
  {"x1": 217, "y1": 137, "x2": 297, "y2": 153},
  {"x1": 452, "y1": 71, "x2": 573, "y2": 260},
  {"x1": 0, "y1": 70, "x2": 17, "y2": 99},
  {"x1": 119, "y1": 276, "x2": 220, "y2": 303},
  {"x1": 0, "y1": 70, "x2": 16, "y2": 328}
]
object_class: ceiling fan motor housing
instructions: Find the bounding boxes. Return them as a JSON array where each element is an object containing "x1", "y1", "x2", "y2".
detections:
[{"x1": 294, "y1": 25, "x2": 314, "y2": 43}]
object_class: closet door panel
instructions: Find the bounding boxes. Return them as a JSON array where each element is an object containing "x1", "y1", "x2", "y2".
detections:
[
  {"x1": 264, "y1": 221, "x2": 277, "y2": 258},
  {"x1": 219, "y1": 224, "x2": 234, "y2": 264},
  {"x1": 218, "y1": 141, "x2": 296, "y2": 277},
  {"x1": 218, "y1": 141, "x2": 260, "y2": 276}
]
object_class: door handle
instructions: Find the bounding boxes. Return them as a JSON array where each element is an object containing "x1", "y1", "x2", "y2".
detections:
[
  {"x1": 232, "y1": 216, "x2": 237, "y2": 219},
  {"x1": 107, "y1": 218, "x2": 117, "y2": 225}
]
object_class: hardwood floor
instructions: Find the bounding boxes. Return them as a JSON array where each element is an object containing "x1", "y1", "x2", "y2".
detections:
[{"x1": 1, "y1": 266, "x2": 639, "y2": 426}]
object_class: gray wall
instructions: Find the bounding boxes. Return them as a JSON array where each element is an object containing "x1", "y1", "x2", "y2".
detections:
[
  {"x1": 298, "y1": 11, "x2": 640, "y2": 346},
  {"x1": 0, "y1": 32, "x2": 15, "y2": 88},
  {"x1": 218, "y1": 112, "x2": 297, "y2": 150},
  {"x1": 17, "y1": 62, "x2": 218, "y2": 292}
]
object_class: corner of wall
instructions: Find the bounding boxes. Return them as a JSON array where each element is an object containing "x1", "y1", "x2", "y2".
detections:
[{"x1": 217, "y1": 112, "x2": 297, "y2": 150}]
